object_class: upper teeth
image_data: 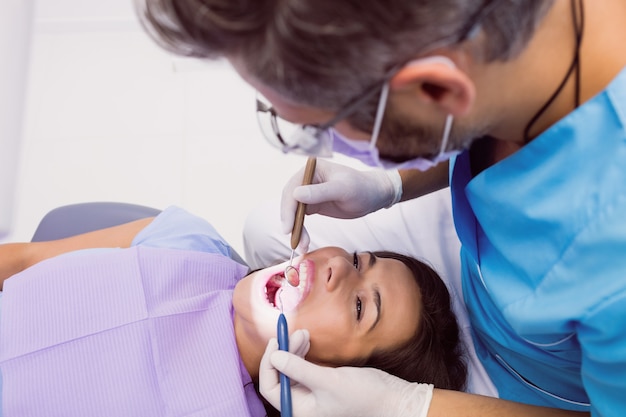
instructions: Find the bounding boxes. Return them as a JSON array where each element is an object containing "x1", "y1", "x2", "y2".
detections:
[{"x1": 297, "y1": 262, "x2": 308, "y2": 291}]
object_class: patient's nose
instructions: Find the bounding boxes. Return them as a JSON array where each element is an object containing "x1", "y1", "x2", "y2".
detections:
[{"x1": 325, "y1": 257, "x2": 357, "y2": 292}]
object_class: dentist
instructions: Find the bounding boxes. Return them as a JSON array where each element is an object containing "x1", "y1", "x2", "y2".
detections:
[{"x1": 135, "y1": 0, "x2": 625, "y2": 416}]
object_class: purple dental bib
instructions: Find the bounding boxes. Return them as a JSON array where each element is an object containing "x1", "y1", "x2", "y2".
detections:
[{"x1": 0, "y1": 246, "x2": 265, "y2": 417}]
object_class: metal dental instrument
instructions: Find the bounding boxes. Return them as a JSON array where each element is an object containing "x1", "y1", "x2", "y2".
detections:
[
  {"x1": 284, "y1": 157, "x2": 317, "y2": 287},
  {"x1": 277, "y1": 290, "x2": 292, "y2": 417}
]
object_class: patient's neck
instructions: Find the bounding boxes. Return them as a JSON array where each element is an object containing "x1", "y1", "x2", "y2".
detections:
[{"x1": 233, "y1": 315, "x2": 264, "y2": 380}]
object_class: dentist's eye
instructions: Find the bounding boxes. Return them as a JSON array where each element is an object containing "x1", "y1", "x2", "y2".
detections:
[
  {"x1": 356, "y1": 296, "x2": 363, "y2": 321},
  {"x1": 353, "y1": 251, "x2": 360, "y2": 270}
]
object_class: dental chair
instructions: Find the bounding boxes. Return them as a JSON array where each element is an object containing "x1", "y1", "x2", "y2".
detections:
[
  {"x1": 31, "y1": 202, "x2": 161, "y2": 241},
  {"x1": 31, "y1": 202, "x2": 248, "y2": 267}
]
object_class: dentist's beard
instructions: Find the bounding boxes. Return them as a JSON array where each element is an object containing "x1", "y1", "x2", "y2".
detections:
[{"x1": 377, "y1": 112, "x2": 487, "y2": 162}]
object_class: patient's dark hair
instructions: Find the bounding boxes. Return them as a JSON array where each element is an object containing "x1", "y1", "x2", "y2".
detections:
[{"x1": 351, "y1": 251, "x2": 467, "y2": 391}]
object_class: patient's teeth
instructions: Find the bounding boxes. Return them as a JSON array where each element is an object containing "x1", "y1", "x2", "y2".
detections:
[{"x1": 298, "y1": 263, "x2": 307, "y2": 291}]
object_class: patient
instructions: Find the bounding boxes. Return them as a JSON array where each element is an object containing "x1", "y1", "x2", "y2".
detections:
[{"x1": 0, "y1": 206, "x2": 465, "y2": 417}]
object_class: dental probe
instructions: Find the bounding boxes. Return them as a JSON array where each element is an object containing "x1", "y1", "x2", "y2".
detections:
[
  {"x1": 277, "y1": 290, "x2": 292, "y2": 417},
  {"x1": 285, "y1": 157, "x2": 317, "y2": 287}
]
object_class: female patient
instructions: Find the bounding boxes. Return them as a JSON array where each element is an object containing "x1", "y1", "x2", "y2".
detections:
[{"x1": 0, "y1": 206, "x2": 465, "y2": 416}]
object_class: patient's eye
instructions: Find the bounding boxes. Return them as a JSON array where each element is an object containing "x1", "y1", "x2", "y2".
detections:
[{"x1": 354, "y1": 252, "x2": 363, "y2": 321}]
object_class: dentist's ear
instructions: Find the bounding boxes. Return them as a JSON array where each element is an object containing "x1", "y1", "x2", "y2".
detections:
[{"x1": 389, "y1": 56, "x2": 475, "y2": 117}]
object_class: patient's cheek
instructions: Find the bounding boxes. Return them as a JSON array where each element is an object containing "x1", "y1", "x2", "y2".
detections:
[{"x1": 232, "y1": 278, "x2": 250, "y2": 313}]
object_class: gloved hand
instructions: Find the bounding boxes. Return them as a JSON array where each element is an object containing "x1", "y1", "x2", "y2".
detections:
[
  {"x1": 259, "y1": 334, "x2": 433, "y2": 417},
  {"x1": 281, "y1": 159, "x2": 403, "y2": 253}
]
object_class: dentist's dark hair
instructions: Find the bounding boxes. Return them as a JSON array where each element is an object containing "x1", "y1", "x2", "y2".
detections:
[
  {"x1": 351, "y1": 251, "x2": 468, "y2": 391},
  {"x1": 134, "y1": 0, "x2": 553, "y2": 112}
]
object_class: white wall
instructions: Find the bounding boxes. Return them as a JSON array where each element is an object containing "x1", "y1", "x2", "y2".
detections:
[
  {"x1": 1, "y1": 0, "x2": 327, "y2": 256},
  {"x1": 0, "y1": 1, "x2": 35, "y2": 237}
]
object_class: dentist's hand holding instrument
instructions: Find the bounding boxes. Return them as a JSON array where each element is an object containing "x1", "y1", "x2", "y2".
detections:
[
  {"x1": 259, "y1": 336, "x2": 434, "y2": 417},
  {"x1": 280, "y1": 159, "x2": 403, "y2": 256}
]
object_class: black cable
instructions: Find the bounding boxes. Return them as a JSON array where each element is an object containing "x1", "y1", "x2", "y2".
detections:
[
  {"x1": 523, "y1": 0, "x2": 584, "y2": 143},
  {"x1": 573, "y1": 0, "x2": 584, "y2": 108}
]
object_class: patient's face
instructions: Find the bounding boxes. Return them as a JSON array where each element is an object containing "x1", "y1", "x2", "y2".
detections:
[{"x1": 232, "y1": 247, "x2": 421, "y2": 365}]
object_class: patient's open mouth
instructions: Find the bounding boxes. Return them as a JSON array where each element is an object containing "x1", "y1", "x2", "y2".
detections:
[{"x1": 263, "y1": 262, "x2": 310, "y2": 311}]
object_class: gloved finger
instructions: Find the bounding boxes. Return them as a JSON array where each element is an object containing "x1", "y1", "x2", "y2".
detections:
[
  {"x1": 269, "y1": 350, "x2": 335, "y2": 392},
  {"x1": 258, "y1": 337, "x2": 282, "y2": 409},
  {"x1": 289, "y1": 329, "x2": 310, "y2": 358},
  {"x1": 293, "y1": 181, "x2": 353, "y2": 207}
]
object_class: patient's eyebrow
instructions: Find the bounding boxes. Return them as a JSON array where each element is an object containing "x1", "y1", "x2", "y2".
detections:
[
  {"x1": 367, "y1": 253, "x2": 381, "y2": 333},
  {"x1": 367, "y1": 251, "x2": 377, "y2": 268},
  {"x1": 369, "y1": 286, "x2": 381, "y2": 333}
]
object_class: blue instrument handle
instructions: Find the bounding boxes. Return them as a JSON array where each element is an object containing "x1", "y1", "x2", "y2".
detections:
[{"x1": 277, "y1": 313, "x2": 292, "y2": 417}]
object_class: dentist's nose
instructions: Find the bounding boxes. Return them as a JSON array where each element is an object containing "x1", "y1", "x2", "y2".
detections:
[{"x1": 325, "y1": 257, "x2": 356, "y2": 292}]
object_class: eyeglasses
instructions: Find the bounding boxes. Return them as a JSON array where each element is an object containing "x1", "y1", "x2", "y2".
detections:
[
  {"x1": 255, "y1": 0, "x2": 499, "y2": 157},
  {"x1": 256, "y1": 72, "x2": 393, "y2": 157}
]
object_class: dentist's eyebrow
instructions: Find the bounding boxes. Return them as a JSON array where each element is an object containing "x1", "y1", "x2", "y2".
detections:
[{"x1": 367, "y1": 253, "x2": 381, "y2": 333}]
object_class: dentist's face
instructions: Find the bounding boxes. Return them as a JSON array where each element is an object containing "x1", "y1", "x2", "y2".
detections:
[
  {"x1": 230, "y1": 57, "x2": 483, "y2": 163},
  {"x1": 232, "y1": 247, "x2": 422, "y2": 365}
]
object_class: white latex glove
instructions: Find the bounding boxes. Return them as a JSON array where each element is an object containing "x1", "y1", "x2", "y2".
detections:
[
  {"x1": 259, "y1": 335, "x2": 433, "y2": 417},
  {"x1": 281, "y1": 159, "x2": 403, "y2": 253}
]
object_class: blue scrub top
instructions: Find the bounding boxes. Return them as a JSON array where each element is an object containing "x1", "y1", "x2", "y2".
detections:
[{"x1": 451, "y1": 67, "x2": 626, "y2": 417}]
